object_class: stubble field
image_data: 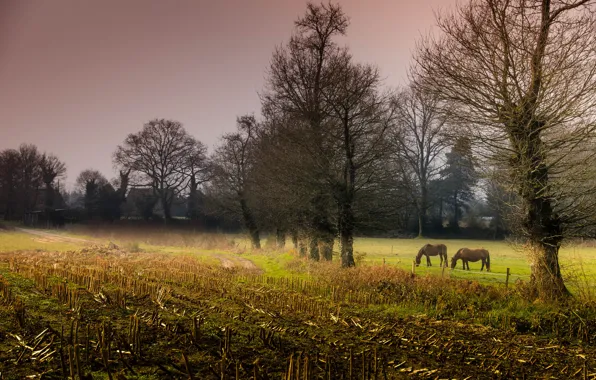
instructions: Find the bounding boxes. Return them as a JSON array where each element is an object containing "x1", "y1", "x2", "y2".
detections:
[{"x1": 1, "y1": 226, "x2": 596, "y2": 379}]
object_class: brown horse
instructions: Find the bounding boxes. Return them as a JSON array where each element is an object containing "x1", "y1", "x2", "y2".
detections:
[
  {"x1": 415, "y1": 244, "x2": 448, "y2": 267},
  {"x1": 450, "y1": 248, "x2": 491, "y2": 271}
]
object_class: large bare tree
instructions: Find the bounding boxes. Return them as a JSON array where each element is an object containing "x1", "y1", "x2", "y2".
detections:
[
  {"x1": 114, "y1": 119, "x2": 198, "y2": 221},
  {"x1": 391, "y1": 86, "x2": 448, "y2": 237},
  {"x1": 324, "y1": 59, "x2": 394, "y2": 267},
  {"x1": 261, "y1": 2, "x2": 349, "y2": 261},
  {"x1": 211, "y1": 115, "x2": 262, "y2": 249},
  {"x1": 414, "y1": 0, "x2": 596, "y2": 299}
]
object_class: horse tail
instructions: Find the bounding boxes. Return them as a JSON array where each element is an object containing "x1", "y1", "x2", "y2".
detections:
[{"x1": 486, "y1": 251, "x2": 491, "y2": 271}]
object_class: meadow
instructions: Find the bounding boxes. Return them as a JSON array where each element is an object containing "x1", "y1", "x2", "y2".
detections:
[{"x1": 1, "y1": 226, "x2": 596, "y2": 378}]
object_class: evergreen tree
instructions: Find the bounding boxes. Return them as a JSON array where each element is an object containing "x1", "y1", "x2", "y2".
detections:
[{"x1": 440, "y1": 137, "x2": 477, "y2": 230}]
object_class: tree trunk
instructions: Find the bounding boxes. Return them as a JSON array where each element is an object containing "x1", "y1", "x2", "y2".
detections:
[
  {"x1": 529, "y1": 241, "x2": 568, "y2": 300},
  {"x1": 45, "y1": 183, "x2": 54, "y2": 228},
  {"x1": 161, "y1": 195, "x2": 172, "y2": 223},
  {"x1": 513, "y1": 120, "x2": 569, "y2": 299},
  {"x1": 298, "y1": 238, "x2": 307, "y2": 257},
  {"x1": 339, "y1": 202, "x2": 355, "y2": 267},
  {"x1": 452, "y1": 191, "x2": 460, "y2": 230},
  {"x1": 310, "y1": 192, "x2": 333, "y2": 261},
  {"x1": 338, "y1": 114, "x2": 357, "y2": 267},
  {"x1": 240, "y1": 198, "x2": 261, "y2": 249},
  {"x1": 522, "y1": 168, "x2": 569, "y2": 299},
  {"x1": 308, "y1": 235, "x2": 319, "y2": 261},
  {"x1": 291, "y1": 230, "x2": 299, "y2": 249},
  {"x1": 187, "y1": 176, "x2": 199, "y2": 221},
  {"x1": 417, "y1": 183, "x2": 428, "y2": 238},
  {"x1": 187, "y1": 190, "x2": 197, "y2": 220},
  {"x1": 417, "y1": 214, "x2": 425, "y2": 239},
  {"x1": 320, "y1": 235, "x2": 334, "y2": 261},
  {"x1": 276, "y1": 228, "x2": 286, "y2": 250}
]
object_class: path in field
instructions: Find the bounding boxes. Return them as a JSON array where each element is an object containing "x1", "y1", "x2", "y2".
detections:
[
  {"x1": 15, "y1": 227, "x2": 260, "y2": 270},
  {"x1": 213, "y1": 253, "x2": 260, "y2": 271},
  {"x1": 15, "y1": 227, "x2": 96, "y2": 244}
]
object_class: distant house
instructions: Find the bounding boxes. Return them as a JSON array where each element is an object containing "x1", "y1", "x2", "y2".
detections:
[{"x1": 24, "y1": 185, "x2": 66, "y2": 228}]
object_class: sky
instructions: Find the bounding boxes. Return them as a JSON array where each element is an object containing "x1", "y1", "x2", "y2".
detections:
[{"x1": 0, "y1": 0, "x2": 456, "y2": 189}]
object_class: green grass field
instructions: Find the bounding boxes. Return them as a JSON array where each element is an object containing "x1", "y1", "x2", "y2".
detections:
[
  {"x1": 350, "y1": 237, "x2": 596, "y2": 288},
  {"x1": 3, "y1": 228, "x2": 596, "y2": 292}
]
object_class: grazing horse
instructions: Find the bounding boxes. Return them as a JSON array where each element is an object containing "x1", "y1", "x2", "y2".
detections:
[
  {"x1": 415, "y1": 244, "x2": 448, "y2": 267},
  {"x1": 451, "y1": 248, "x2": 491, "y2": 271}
]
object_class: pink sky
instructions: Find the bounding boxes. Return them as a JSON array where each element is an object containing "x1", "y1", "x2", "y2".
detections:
[{"x1": 0, "y1": 0, "x2": 456, "y2": 188}]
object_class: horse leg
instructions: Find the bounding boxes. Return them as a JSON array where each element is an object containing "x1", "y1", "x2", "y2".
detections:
[
  {"x1": 481, "y1": 259, "x2": 485, "y2": 271},
  {"x1": 427, "y1": 255, "x2": 431, "y2": 267}
]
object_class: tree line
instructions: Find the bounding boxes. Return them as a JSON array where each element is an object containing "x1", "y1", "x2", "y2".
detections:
[
  {"x1": 0, "y1": 144, "x2": 67, "y2": 224},
  {"x1": 2, "y1": 1, "x2": 596, "y2": 300}
]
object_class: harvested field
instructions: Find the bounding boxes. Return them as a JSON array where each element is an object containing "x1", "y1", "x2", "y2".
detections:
[{"x1": 1, "y1": 243, "x2": 596, "y2": 379}]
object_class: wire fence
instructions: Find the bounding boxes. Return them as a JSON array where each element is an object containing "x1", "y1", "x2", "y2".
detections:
[{"x1": 407, "y1": 259, "x2": 532, "y2": 287}]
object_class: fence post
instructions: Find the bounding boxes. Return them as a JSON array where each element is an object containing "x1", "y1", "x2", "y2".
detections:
[
  {"x1": 505, "y1": 268, "x2": 511, "y2": 288},
  {"x1": 411, "y1": 260, "x2": 416, "y2": 276}
]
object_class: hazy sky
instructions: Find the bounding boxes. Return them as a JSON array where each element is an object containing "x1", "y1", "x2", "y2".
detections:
[{"x1": 0, "y1": 0, "x2": 456, "y2": 189}]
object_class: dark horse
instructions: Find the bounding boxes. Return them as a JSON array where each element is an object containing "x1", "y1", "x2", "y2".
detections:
[
  {"x1": 415, "y1": 244, "x2": 448, "y2": 267},
  {"x1": 451, "y1": 248, "x2": 491, "y2": 271}
]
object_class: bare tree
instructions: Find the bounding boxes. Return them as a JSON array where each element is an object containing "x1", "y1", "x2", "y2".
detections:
[
  {"x1": 116, "y1": 169, "x2": 131, "y2": 203},
  {"x1": 261, "y1": 2, "x2": 349, "y2": 261},
  {"x1": 76, "y1": 169, "x2": 108, "y2": 219},
  {"x1": 114, "y1": 119, "x2": 197, "y2": 221},
  {"x1": 0, "y1": 149, "x2": 21, "y2": 220},
  {"x1": 75, "y1": 169, "x2": 108, "y2": 192},
  {"x1": 211, "y1": 115, "x2": 262, "y2": 249},
  {"x1": 323, "y1": 59, "x2": 394, "y2": 267},
  {"x1": 17, "y1": 144, "x2": 43, "y2": 215},
  {"x1": 391, "y1": 86, "x2": 448, "y2": 237},
  {"x1": 186, "y1": 140, "x2": 211, "y2": 221},
  {"x1": 252, "y1": 114, "x2": 317, "y2": 253},
  {"x1": 39, "y1": 153, "x2": 66, "y2": 212},
  {"x1": 414, "y1": 0, "x2": 596, "y2": 299},
  {"x1": 0, "y1": 145, "x2": 66, "y2": 222}
]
